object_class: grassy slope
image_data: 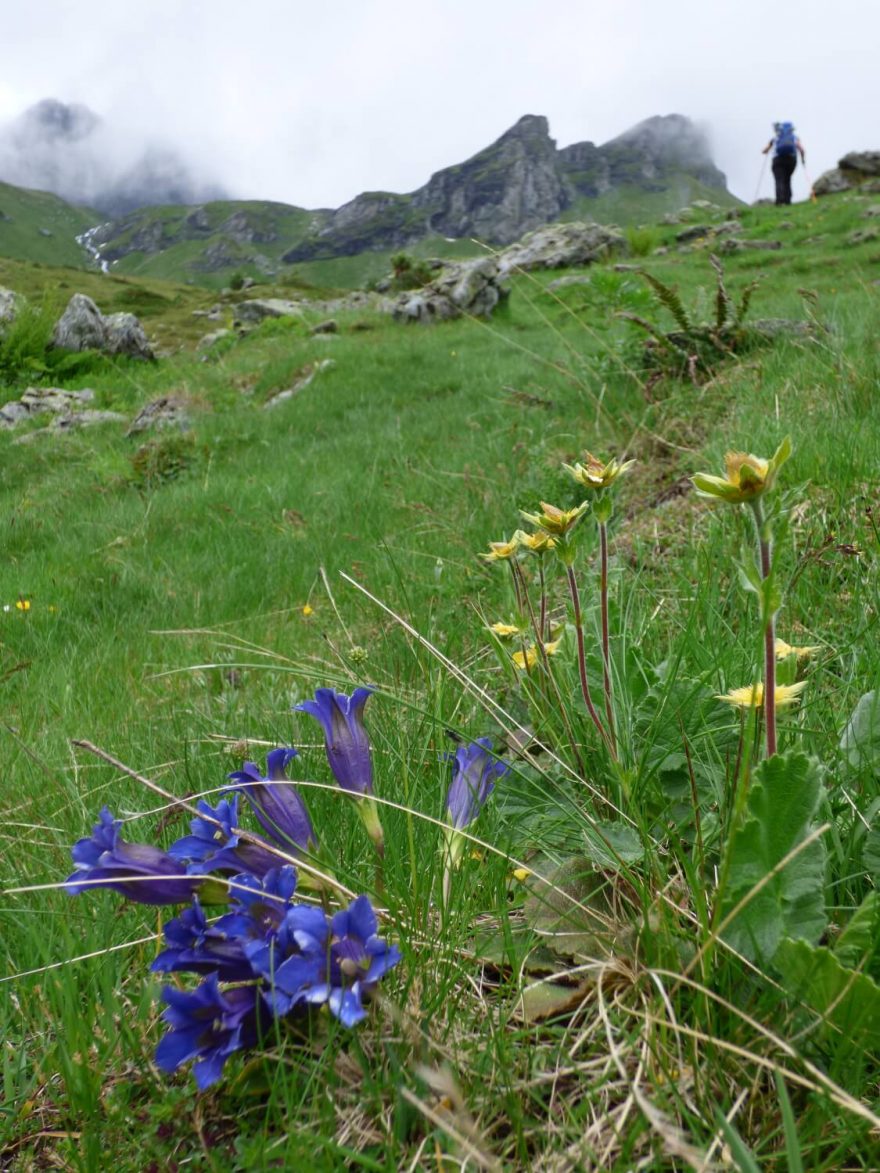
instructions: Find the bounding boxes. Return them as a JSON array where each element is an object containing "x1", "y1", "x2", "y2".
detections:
[
  {"x1": 1, "y1": 191, "x2": 879, "y2": 1168},
  {"x1": 0, "y1": 180, "x2": 96, "y2": 267}
]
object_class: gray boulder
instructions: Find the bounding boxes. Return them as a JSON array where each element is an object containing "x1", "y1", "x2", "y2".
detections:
[
  {"x1": 14, "y1": 410, "x2": 126, "y2": 444},
  {"x1": 864, "y1": 205, "x2": 880, "y2": 218},
  {"x1": 233, "y1": 298, "x2": 303, "y2": 327},
  {"x1": 847, "y1": 228, "x2": 879, "y2": 246},
  {"x1": 126, "y1": 396, "x2": 190, "y2": 435},
  {"x1": 0, "y1": 286, "x2": 20, "y2": 333},
  {"x1": 1, "y1": 387, "x2": 96, "y2": 430},
  {"x1": 103, "y1": 312, "x2": 155, "y2": 360},
  {"x1": 497, "y1": 221, "x2": 624, "y2": 275},
  {"x1": 839, "y1": 151, "x2": 880, "y2": 176},
  {"x1": 675, "y1": 224, "x2": 711, "y2": 243},
  {"x1": 52, "y1": 294, "x2": 107, "y2": 351},
  {"x1": 264, "y1": 360, "x2": 336, "y2": 408},
  {"x1": 392, "y1": 257, "x2": 505, "y2": 324},
  {"x1": 813, "y1": 169, "x2": 852, "y2": 196}
]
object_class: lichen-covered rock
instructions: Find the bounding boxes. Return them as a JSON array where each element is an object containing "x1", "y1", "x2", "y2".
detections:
[
  {"x1": 497, "y1": 221, "x2": 624, "y2": 275},
  {"x1": 0, "y1": 286, "x2": 20, "y2": 333},
  {"x1": 1, "y1": 387, "x2": 96, "y2": 430},
  {"x1": 847, "y1": 228, "x2": 879, "y2": 246},
  {"x1": 126, "y1": 396, "x2": 190, "y2": 435},
  {"x1": 839, "y1": 151, "x2": 880, "y2": 176},
  {"x1": 52, "y1": 294, "x2": 107, "y2": 351},
  {"x1": 233, "y1": 298, "x2": 303, "y2": 326},
  {"x1": 813, "y1": 168, "x2": 852, "y2": 196},
  {"x1": 103, "y1": 312, "x2": 155, "y2": 360},
  {"x1": 392, "y1": 257, "x2": 505, "y2": 323}
]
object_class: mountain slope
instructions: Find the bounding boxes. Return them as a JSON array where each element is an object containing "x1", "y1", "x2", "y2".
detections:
[{"x1": 0, "y1": 179, "x2": 97, "y2": 267}]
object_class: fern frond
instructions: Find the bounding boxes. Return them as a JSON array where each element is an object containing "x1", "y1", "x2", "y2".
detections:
[{"x1": 638, "y1": 271, "x2": 692, "y2": 332}]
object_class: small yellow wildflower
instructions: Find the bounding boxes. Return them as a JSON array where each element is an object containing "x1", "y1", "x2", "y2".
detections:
[
  {"x1": 512, "y1": 639, "x2": 561, "y2": 670},
  {"x1": 480, "y1": 537, "x2": 520, "y2": 562},
  {"x1": 302, "y1": 604, "x2": 314, "y2": 617},
  {"x1": 716, "y1": 681, "x2": 807, "y2": 710},
  {"x1": 775, "y1": 638, "x2": 820, "y2": 662},
  {"x1": 512, "y1": 867, "x2": 530, "y2": 883},
  {"x1": 513, "y1": 529, "x2": 556, "y2": 554},
  {"x1": 490, "y1": 622, "x2": 521, "y2": 639},
  {"x1": 520, "y1": 501, "x2": 589, "y2": 535},
  {"x1": 563, "y1": 452, "x2": 636, "y2": 490},
  {"x1": 15, "y1": 599, "x2": 30, "y2": 612},
  {"x1": 692, "y1": 437, "x2": 791, "y2": 505}
]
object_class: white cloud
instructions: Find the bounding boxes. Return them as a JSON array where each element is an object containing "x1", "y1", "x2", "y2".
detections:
[{"x1": 0, "y1": 0, "x2": 876, "y2": 210}]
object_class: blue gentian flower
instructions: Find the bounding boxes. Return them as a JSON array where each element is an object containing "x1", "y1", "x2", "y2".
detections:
[
  {"x1": 168, "y1": 793, "x2": 281, "y2": 879},
  {"x1": 155, "y1": 973, "x2": 265, "y2": 1090},
  {"x1": 445, "y1": 738, "x2": 508, "y2": 830},
  {"x1": 295, "y1": 689, "x2": 375, "y2": 796},
  {"x1": 66, "y1": 808, "x2": 200, "y2": 905},
  {"x1": 151, "y1": 897, "x2": 253, "y2": 981},
  {"x1": 227, "y1": 749, "x2": 316, "y2": 855}
]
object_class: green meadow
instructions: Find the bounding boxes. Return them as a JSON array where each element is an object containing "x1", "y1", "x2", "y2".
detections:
[{"x1": 1, "y1": 192, "x2": 879, "y2": 1170}]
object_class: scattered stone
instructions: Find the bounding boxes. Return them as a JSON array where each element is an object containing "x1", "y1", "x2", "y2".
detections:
[
  {"x1": 840, "y1": 151, "x2": 880, "y2": 176},
  {"x1": 1, "y1": 386, "x2": 95, "y2": 429},
  {"x1": 264, "y1": 360, "x2": 335, "y2": 408},
  {"x1": 311, "y1": 319, "x2": 338, "y2": 334},
  {"x1": 241, "y1": 276, "x2": 256, "y2": 289},
  {"x1": 847, "y1": 228, "x2": 879, "y2": 245},
  {"x1": 652, "y1": 246, "x2": 669, "y2": 256},
  {"x1": 812, "y1": 168, "x2": 851, "y2": 196},
  {"x1": 804, "y1": 234, "x2": 828, "y2": 245},
  {"x1": 233, "y1": 298, "x2": 303, "y2": 326},
  {"x1": 13, "y1": 410, "x2": 126, "y2": 444},
  {"x1": 392, "y1": 257, "x2": 506, "y2": 323},
  {"x1": 52, "y1": 294, "x2": 107, "y2": 351},
  {"x1": 103, "y1": 312, "x2": 155, "y2": 360},
  {"x1": 39, "y1": 228, "x2": 53, "y2": 237},
  {"x1": 0, "y1": 286, "x2": 20, "y2": 332},
  {"x1": 661, "y1": 213, "x2": 680, "y2": 225},
  {"x1": 717, "y1": 238, "x2": 782, "y2": 254},
  {"x1": 496, "y1": 221, "x2": 624, "y2": 275},
  {"x1": 724, "y1": 208, "x2": 743, "y2": 221},
  {"x1": 126, "y1": 396, "x2": 190, "y2": 436},
  {"x1": 197, "y1": 329, "x2": 231, "y2": 349},
  {"x1": 863, "y1": 205, "x2": 880, "y2": 218},
  {"x1": 612, "y1": 264, "x2": 640, "y2": 273},
  {"x1": 778, "y1": 220, "x2": 795, "y2": 230},
  {"x1": 546, "y1": 275, "x2": 594, "y2": 291}
]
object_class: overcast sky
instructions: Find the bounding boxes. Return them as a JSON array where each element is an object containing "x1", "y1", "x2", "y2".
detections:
[{"x1": 0, "y1": 0, "x2": 877, "y2": 210}]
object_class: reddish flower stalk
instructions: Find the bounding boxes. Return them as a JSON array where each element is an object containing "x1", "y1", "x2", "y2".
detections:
[
  {"x1": 598, "y1": 520, "x2": 617, "y2": 757},
  {"x1": 565, "y1": 564, "x2": 614, "y2": 757}
]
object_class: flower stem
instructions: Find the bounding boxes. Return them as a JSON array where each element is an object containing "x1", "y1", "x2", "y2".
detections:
[
  {"x1": 598, "y1": 521, "x2": 617, "y2": 757},
  {"x1": 750, "y1": 500, "x2": 777, "y2": 758},
  {"x1": 565, "y1": 564, "x2": 614, "y2": 757}
]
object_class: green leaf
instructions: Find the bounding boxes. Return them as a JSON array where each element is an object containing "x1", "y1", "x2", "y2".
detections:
[
  {"x1": 515, "y1": 976, "x2": 593, "y2": 1024},
  {"x1": 523, "y1": 856, "x2": 638, "y2": 962},
  {"x1": 775, "y1": 937, "x2": 880, "y2": 1060},
  {"x1": 773, "y1": 1072, "x2": 804, "y2": 1173},
  {"x1": 839, "y1": 690, "x2": 880, "y2": 768},
  {"x1": 582, "y1": 822, "x2": 644, "y2": 871},
  {"x1": 863, "y1": 826, "x2": 880, "y2": 881},
  {"x1": 720, "y1": 751, "x2": 827, "y2": 965},
  {"x1": 834, "y1": 891, "x2": 880, "y2": 981},
  {"x1": 712, "y1": 1110, "x2": 762, "y2": 1173}
]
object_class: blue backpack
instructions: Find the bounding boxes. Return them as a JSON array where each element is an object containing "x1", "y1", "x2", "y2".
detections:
[{"x1": 775, "y1": 123, "x2": 797, "y2": 156}]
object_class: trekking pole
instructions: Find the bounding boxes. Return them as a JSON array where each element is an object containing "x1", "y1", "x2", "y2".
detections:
[{"x1": 753, "y1": 154, "x2": 768, "y2": 203}]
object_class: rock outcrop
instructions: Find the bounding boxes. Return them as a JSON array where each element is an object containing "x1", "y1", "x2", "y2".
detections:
[
  {"x1": 0, "y1": 387, "x2": 126, "y2": 437},
  {"x1": 52, "y1": 294, "x2": 154, "y2": 359},
  {"x1": 496, "y1": 221, "x2": 625, "y2": 275},
  {"x1": 814, "y1": 150, "x2": 880, "y2": 196},
  {"x1": 0, "y1": 286, "x2": 19, "y2": 332},
  {"x1": 391, "y1": 257, "x2": 506, "y2": 323}
]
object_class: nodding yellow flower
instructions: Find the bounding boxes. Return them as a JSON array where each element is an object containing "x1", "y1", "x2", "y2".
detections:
[
  {"x1": 563, "y1": 452, "x2": 636, "y2": 490},
  {"x1": 512, "y1": 639, "x2": 561, "y2": 670},
  {"x1": 513, "y1": 529, "x2": 556, "y2": 554},
  {"x1": 480, "y1": 537, "x2": 520, "y2": 562},
  {"x1": 302, "y1": 604, "x2": 314, "y2": 617},
  {"x1": 775, "y1": 638, "x2": 820, "y2": 662},
  {"x1": 490, "y1": 622, "x2": 522, "y2": 639},
  {"x1": 691, "y1": 437, "x2": 792, "y2": 505},
  {"x1": 519, "y1": 501, "x2": 589, "y2": 536},
  {"x1": 512, "y1": 867, "x2": 530, "y2": 883},
  {"x1": 15, "y1": 599, "x2": 30, "y2": 612},
  {"x1": 716, "y1": 681, "x2": 807, "y2": 710}
]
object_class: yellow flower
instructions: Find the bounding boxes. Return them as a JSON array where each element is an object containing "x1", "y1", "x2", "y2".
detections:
[
  {"x1": 512, "y1": 639, "x2": 561, "y2": 670},
  {"x1": 563, "y1": 452, "x2": 636, "y2": 490},
  {"x1": 302, "y1": 604, "x2": 314, "y2": 617},
  {"x1": 15, "y1": 599, "x2": 30, "y2": 612},
  {"x1": 513, "y1": 529, "x2": 556, "y2": 554},
  {"x1": 512, "y1": 867, "x2": 530, "y2": 883},
  {"x1": 490, "y1": 622, "x2": 521, "y2": 639},
  {"x1": 691, "y1": 437, "x2": 791, "y2": 505},
  {"x1": 775, "y1": 638, "x2": 820, "y2": 662},
  {"x1": 716, "y1": 681, "x2": 807, "y2": 709},
  {"x1": 519, "y1": 501, "x2": 589, "y2": 535},
  {"x1": 480, "y1": 537, "x2": 520, "y2": 562}
]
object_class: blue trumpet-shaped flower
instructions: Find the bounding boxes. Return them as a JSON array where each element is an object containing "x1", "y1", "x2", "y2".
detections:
[
  {"x1": 155, "y1": 973, "x2": 265, "y2": 1090},
  {"x1": 295, "y1": 689, "x2": 375, "y2": 796},
  {"x1": 66, "y1": 808, "x2": 200, "y2": 905},
  {"x1": 445, "y1": 738, "x2": 508, "y2": 830},
  {"x1": 227, "y1": 748, "x2": 316, "y2": 854},
  {"x1": 151, "y1": 897, "x2": 252, "y2": 981}
]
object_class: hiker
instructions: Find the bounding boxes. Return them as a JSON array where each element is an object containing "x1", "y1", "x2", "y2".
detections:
[{"x1": 762, "y1": 122, "x2": 806, "y2": 206}]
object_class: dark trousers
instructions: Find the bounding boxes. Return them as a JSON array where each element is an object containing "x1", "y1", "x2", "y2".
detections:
[{"x1": 772, "y1": 154, "x2": 797, "y2": 205}]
